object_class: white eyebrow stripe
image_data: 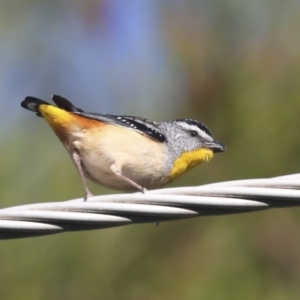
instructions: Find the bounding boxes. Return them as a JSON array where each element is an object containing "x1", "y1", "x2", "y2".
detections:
[{"x1": 177, "y1": 122, "x2": 214, "y2": 141}]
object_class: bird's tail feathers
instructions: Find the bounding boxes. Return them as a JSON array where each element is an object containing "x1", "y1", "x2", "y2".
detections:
[
  {"x1": 21, "y1": 95, "x2": 84, "y2": 117},
  {"x1": 21, "y1": 97, "x2": 49, "y2": 117},
  {"x1": 51, "y1": 95, "x2": 84, "y2": 113}
]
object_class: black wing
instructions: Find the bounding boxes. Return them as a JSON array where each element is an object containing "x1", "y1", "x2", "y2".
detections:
[{"x1": 74, "y1": 111, "x2": 167, "y2": 143}]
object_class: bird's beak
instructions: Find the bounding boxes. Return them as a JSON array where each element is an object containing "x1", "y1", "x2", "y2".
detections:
[{"x1": 206, "y1": 140, "x2": 226, "y2": 153}]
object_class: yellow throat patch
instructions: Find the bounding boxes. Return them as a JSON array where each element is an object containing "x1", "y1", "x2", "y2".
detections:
[{"x1": 168, "y1": 148, "x2": 213, "y2": 182}]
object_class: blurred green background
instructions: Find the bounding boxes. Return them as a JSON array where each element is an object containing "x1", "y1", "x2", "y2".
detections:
[{"x1": 1, "y1": 1, "x2": 300, "y2": 299}]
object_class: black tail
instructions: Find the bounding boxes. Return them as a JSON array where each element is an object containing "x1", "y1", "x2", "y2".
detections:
[
  {"x1": 51, "y1": 95, "x2": 84, "y2": 113},
  {"x1": 21, "y1": 95, "x2": 84, "y2": 117},
  {"x1": 21, "y1": 97, "x2": 50, "y2": 117}
]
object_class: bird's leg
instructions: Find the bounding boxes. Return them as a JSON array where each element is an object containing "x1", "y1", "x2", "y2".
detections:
[
  {"x1": 110, "y1": 164, "x2": 146, "y2": 193},
  {"x1": 71, "y1": 150, "x2": 93, "y2": 201}
]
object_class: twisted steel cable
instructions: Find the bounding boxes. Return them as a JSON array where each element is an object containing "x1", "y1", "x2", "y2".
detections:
[{"x1": 1, "y1": 173, "x2": 300, "y2": 239}]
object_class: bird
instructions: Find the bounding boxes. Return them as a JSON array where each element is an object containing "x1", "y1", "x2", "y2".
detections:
[{"x1": 21, "y1": 95, "x2": 226, "y2": 201}]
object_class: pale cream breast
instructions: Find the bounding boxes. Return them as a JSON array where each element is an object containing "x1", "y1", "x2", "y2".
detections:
[{"x1": 71, "y1": 124, "x2": 168, "y2": 191}]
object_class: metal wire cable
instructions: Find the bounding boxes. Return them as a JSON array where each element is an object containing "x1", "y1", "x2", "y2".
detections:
[{"x1": 1, "y1": 173, "x2": 300, "y2": 240}]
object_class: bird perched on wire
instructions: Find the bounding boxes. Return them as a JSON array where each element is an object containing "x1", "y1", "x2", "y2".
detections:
[{"x1": 21, "y1": 95, "x2": 226, "y2": 200}]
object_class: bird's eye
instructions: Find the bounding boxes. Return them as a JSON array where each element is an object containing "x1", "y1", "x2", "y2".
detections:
[{"x1": 190, "y1": 130, "x2": 197, "y2": 137}]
